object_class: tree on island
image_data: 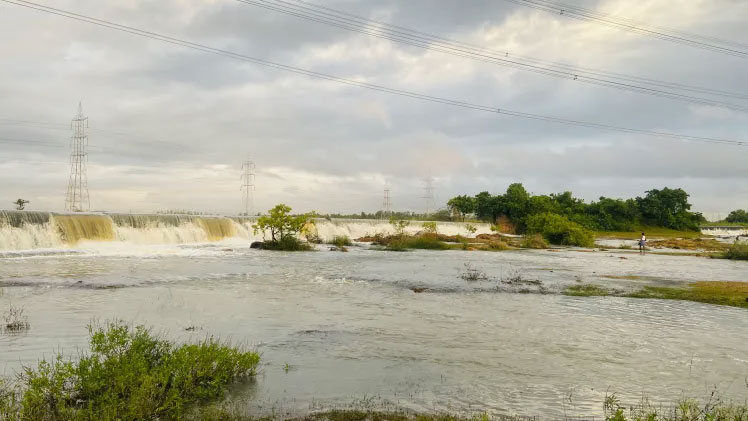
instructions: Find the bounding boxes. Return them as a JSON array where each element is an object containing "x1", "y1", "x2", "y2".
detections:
[
  {"x1": 14, "y1": 198, "x2": 29, "y2": 210},
  {"x1": 252, "y1": 204, "x2": 316, "y2": 250}
]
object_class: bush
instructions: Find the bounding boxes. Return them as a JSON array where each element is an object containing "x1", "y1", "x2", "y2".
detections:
[
  {"x1": 724, "y1": 243, "x2": 748, "y2": 260},
  {"x1": 485, "y1": 240, "x2": 509, "y2": 250},
  {"x1": 525, "y1": 213, "x2": 595, "y2": 247},
  {"x1": 328, "y1": 235, "x2": 352, "y2": 248},
  {"x1": 384, "y1": 235, "x2": 450, "y2": 251},
  {"x1": 1, "y1": 321, "x2": 259, "y2": 420},
  {"x1": 421, "y1": 221, "x2": 438, "y2": 234},
  {"x1": 520, "y1": 234, "x2": 548, "y2": 249},
  {"x1": 261, "y1": 236, "x2": 312, "y2": 251}
]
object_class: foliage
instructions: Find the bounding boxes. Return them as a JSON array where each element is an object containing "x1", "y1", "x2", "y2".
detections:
[
  {"x1": 525, "y1": 213, "x2": 595, "y2": 247},
  {"x1": 421, "y1": 221, "x2": 438, "y2": 234},
  {"x1": 389, "y1": 217, "x2": 410, "y2": 235},
  {"x1": 446, "y1": 195, "x2": 475, "y2": 221},
  {"x1": 253, "y1": 204, "x2": 315, "y2": 244},
  {"x1": 386, "y1": 235, "x2": 450, "y2": 251},
  {"x1": 1, "y1": 321, "x2": 259, "y2": 420},
  {"x1": 450, "y1": 184, "x2": 704, "y2": 233},
  {"x1": 726, "y1": 209, "x2": 748, "y2": 223},
  {"x1": 13, "y1": 199, "x2": 29, "y2": 211},
  {"x1": 464, "y1": 224, "x2": 477, "y2": 238},
  {"x1": 723, "y1": 243, "x2": 748, "y2": 260},
  {"x1": 328, "y1": 235, "x2": 353, "y2": 248},
  {"x1": 484, "y1": 240, "x2": 509, "y2": 251},
  {"x1": 626, "y1": 282, "x2": 748, "y2": 309},
  {"x1": 520, "y1": 234, "x2": 548, "y2": 249},
  {"x1": 261, "y1": 236, "x2": 313, "y2": 251}
]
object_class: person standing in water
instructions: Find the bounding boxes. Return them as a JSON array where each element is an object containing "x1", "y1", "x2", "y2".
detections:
[{"x1": 638, "y1": 232, "x2": 646, "y2": 253}]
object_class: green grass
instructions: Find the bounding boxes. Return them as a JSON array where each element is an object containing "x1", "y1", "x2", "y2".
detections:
[
  {"x1": 261, "y1": 236, "x2": 313, "y2": 251},
  {"x1": 564, "y1": 281, "x2": 748, "y2": 309},
  {"x1": 520, "y1": 234, "x2": 548, "y2": 249},
  {"x1": 596, "y1": 226, "x2": 702, "y2": 239},
  {"x1": 0, "y1": 321, "x2": 259, "y2": 420},
  {"x1": 625, "y1": 282, "x2": 748, "y2": 309},
  {"x1": 564, "y1": 284, "x2": 609, "y2": 297},
  {"x1": 700, "y1": 221, "x2": 748, "y2": 227},
  {"x1": 386, "y1": 235, "x2": 450, "y2": 251}
]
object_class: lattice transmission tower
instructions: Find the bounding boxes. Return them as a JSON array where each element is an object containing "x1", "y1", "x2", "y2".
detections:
[
  {"x1": 421, "y1": 176, "x2": 435, "y2": 217},
  {"x1": 382, "y1": 186, "x2": 392, "y2": 219},
  {"x1": 64, "y1": 102, "x2": 90, "y2": 212},
  {"x1": 240, "y1": 157, "x2": 256, "y2": 216}
]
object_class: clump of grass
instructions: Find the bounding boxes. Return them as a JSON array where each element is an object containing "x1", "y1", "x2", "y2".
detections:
[
  {"x1": 648, "y1": 238, "x2": 728, "y2": 251},
  {"x1": 603, "y1": 391, "x2": 748, "y2": 421},
  {"x1": 328, "y1": 235, "x2": 353, "y2": 248},
  {"x1": 460, "y1": 262, "x2": 488, "y2": 281},
  {"x1": 3, "y1": 304, "x2": 30, "y2": 333},
  {"x1": 625, "y1": 281, "x2": 748, "y2": 309},
  {"x1": 564, "y1": 284, "x2": 609, "y2": 297},
  {"x1": 520, "y1": 234, "x2": 548, "y2": 249},
  {"x1": 723, "y1": 242, "x2": 748, "y2": 260},
  {"x1": 385, "y1": 235, "x2": 450, "y2": 251},
  {"x1": 484, "y1": 240, "x2": 509, "y2": 251},
  {"x1": 0, "y1": 321, "x2": 259, "y2": 420}
]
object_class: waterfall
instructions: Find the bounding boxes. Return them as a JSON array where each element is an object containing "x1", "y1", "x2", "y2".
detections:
[{"x1": 0, "y1": 211, "x2": 492, "y2": 251}]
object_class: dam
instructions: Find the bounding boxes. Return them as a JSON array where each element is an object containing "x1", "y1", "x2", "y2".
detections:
[{"x1": 0, "y1": 210, "x2": 492, "y2": 251}]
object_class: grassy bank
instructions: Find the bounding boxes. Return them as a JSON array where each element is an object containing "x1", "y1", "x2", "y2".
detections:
[
  {"x1": 0, "y1": 321, "x2": 259, "y2": 420},
  {"x1": 563, "y1": 281, "x2": 748, "y2": 309}
]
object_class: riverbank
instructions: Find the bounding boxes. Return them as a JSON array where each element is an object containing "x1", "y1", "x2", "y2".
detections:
[{"x1": 565, "y1": 281, "x2": 748, "y2": 309}]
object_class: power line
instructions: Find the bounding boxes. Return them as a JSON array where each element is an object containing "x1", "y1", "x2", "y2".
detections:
[
  {"x1": 504, "y1": 0, "x2": 748, "y2": 59},
  {"x1": 236, "y1": 0, "x2": 748, "y2": 109},
  {"x1": 2, "y1": 0, "x2": 747, "y2": 148}
]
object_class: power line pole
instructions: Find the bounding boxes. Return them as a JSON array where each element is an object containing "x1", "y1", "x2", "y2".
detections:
[
  {"x1": 421, "y1": 175, "x2": 435, "y2": 217},
  {"x1": 64, "y1": 102, "x2": 90, "y2": 212},
  {"x1": 382, "y1": 185, "x2": 392, "y2": 219},
  {"x1": 240, "y1": 157, "x2": 255, "y2": 216}
]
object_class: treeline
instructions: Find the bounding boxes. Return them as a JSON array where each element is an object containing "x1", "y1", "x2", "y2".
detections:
[
  {"x1": 448, "y1": 184, "x2": 705, "y2": 232},
  {"x1": 725, "y1": 209, "x2": 748, "y2": 224}
]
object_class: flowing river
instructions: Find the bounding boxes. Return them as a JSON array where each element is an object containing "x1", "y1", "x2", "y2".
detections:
[{"x1": 1, "y1": 211, "x2": 747, "y2": 417}]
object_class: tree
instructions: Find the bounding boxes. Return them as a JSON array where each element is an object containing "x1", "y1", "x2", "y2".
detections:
[
  {"x1": 421, "y1": 221, "x2": 437, "y2": 234},
  {"x1": 252, "y1": 204, "x2": 314, "y2": 243},
  {"x1": 503, "y1": 183, "x2": 530, "y2": 221},
  {"x1": 447, "y1": 195, "x2": 475, "y2": 221},
  {"x1": 389, "y1": 216, "x2": 410, "y2": 235},
  {"x1": 13, "y1": 198, "x2": 29, "y2": 210},
  {"x1": 726, "y1": 209, "x2": 748, "y2": 223},
  {"x1": 464, "y1": 223, "x2": 477, "y2": 238},
  {"x1": 636, "y1": 187, "x2": 701, "y2": 230}
]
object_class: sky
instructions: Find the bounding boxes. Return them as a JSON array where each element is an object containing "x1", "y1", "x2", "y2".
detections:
[{"x1": 1, "y1": 0, "x2": 747, "y2": 219}]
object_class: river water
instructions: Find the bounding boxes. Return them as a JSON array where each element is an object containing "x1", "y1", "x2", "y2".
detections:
[{"x1": 1, "y1": 236, "x2": 747, "y2": 418}]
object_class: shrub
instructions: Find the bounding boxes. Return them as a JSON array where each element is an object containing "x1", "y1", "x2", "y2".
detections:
[
  {"x1": 421, "y1": 221, "x2": 437, "y2": 234},
  {"x1": 387, "y1": 235, "x2": 449, "y2": 251},
  {"x1": 724, "y1": 242, "x2": 748, "y2": 260},
  {"x1": 328, "y1": 235, "x2": 352, "y2": 248},
  {"x1": 525, "y1": 213, "x2": 595, "y2": 247},
  {"x1": 520, "y1": 234, "x2": 548, "y2": 249},
  {"x1": 261, "y1": 236, "x2": 312, "y2": 251},
  {"x1": 485, "y1": 240, "x2": 509, "y2": 251},
  {"x1": 2, "y1": 321, "x2": 259, "y2": 420}
]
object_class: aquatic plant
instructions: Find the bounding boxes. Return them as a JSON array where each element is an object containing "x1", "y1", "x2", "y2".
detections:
[
  {"x1": 328, "y1": 235, "x2": 353, "y2": 248},
  {"x1": 3, "y1": 304, "x2": 30, "y2": 333},
  {"x1": 460, "y1": 262, "x2": 488, "y2": 282},
  {"x1": 564, "y1": 284, "x2": 609, "y2": 297},
  {"x1": 0, "y1": 321, "x2": 259, "y2": 420}
]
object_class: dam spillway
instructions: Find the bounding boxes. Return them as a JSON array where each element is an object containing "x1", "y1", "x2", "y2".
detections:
[{"x1": 0, "y1": 210, "x2": 492, "y2": 251}]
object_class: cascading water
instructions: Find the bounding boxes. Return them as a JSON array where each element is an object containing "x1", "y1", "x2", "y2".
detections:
[{"x1": 0, "y1": 211, "x2": 492, "y2": 251}]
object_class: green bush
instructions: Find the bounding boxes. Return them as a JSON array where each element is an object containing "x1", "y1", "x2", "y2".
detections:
[
  {"x1": 328, "y1": 235, "x2": 352, "y2": 247},
  {"x1": 485, "y1": 240, "x2": 509, "y2": 250},
  {"x1": 725, "y1": 242, "x2": 748, "y2": 260},
  {"x1": 262, "y1": 236, "x2": 313, "y2": 251},
  {"x1": 526, "y1": 213, "x2": 595, "y2": 247},
  {"x1": 385, "y1": 235, "x2": 449, "y2": 251},
  {"x1": 2, "y1": 321, "x2": 259, "y2": 420},
  {"x1": 520, "y1": 234, "x2": 548, "y2": 249}
]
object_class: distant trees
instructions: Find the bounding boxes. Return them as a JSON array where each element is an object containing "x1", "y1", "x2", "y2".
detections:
[
  {"x1": 13, "y1": 199, "x2": 29, "y2": 210},
  {"x1": 726, "y1": 209, "x2": 748, "y2": 223},
  {"x1": 448, "y1": 184, "x2": 704, "y2": 233}
]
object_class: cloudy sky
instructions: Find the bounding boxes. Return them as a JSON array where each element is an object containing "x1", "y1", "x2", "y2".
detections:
[{"x1": 1, "y1": 0, "x2": 747, "y2": 218}]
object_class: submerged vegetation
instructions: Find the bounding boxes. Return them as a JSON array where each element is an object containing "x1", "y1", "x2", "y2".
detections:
[
  {"x1": 563, "y1": 281, "x2": 748, "y2": 309},
  {"x1": 3, "y1": 304, "x2": 30, "y2": 333},
  {"x1": 0, "y1": 321, "x2": 259, "y2": 420}
]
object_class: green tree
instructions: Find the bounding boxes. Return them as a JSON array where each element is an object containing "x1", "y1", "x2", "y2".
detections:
[
  {"x1": 526, "y1": 212, "x2": 594, "y2": 247},
  {"x1": 503, "y1": 183, "x2": 530, "y2": 221},
  {"x1": 726, "y1": 209, "x2": 748, "y2": 223},
  {"x1": 421, "y1": 221, "x2": 438, "y2": 234},
  {"x1": 253, "y1": 204, "x2": 314, "y2": 243},
  {"x1": 389, "y1": 216, "x2": 410, "y2": 235},
  {"x1": 447, "y1": 195, "x2": 475, "y2": 221},
  {"x1": 636, "y1": 187, "x2": 701, "y2": 230}
]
